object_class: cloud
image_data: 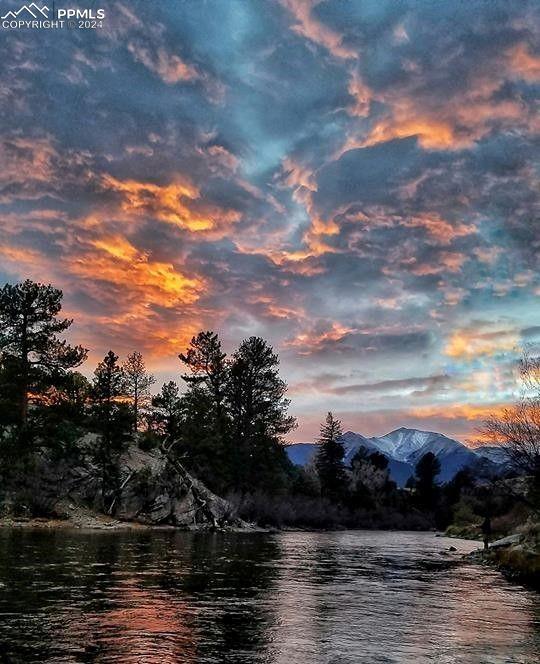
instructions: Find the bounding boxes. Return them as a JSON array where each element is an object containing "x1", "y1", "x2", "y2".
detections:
[
  {"x1": 100, "y1": 174, "x2": 242, "y2": 235},
  {"x1": 279, "y1": 0, "x2": 357, "y2": 60},
  {"x1": 68, "y1": 234, "x2": 204, "y2": 310},
  {"x1": 507, "y1": 42, "x2": 540, "y2": 82},
  {"x1": 285, "y1": 320, "x2": 433, "y2": 357},
  {"x1": 445, "y1": 326, "x2": 520, "y2": 360},
  {"x1": 127, "y1": 41, "x2": 199, "y2": 84},
  {"x1": 327, "y1": 374, "x2": 450, "y2": 397}
]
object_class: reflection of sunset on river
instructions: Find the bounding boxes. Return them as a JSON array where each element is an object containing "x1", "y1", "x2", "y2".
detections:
[{"x1": 84, "y1": 579, "x2": 197, "y2": 663}]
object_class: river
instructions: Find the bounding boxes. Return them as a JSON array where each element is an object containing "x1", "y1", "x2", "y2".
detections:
[{"x1": 0, "y1": 529, "x2": 538, "y2": 662}]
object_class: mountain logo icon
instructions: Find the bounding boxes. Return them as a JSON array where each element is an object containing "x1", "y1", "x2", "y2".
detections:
[{"x1": 1, "y1": 3, "x2": 50, "y2": 20}]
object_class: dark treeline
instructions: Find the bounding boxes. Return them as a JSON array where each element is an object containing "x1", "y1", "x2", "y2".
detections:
[
  {"x1": 0, "y1": 280, "x2": 295, "y2": 499},
  {"x1": 0, "y1": 279, "x2": 531, "y2": 533}
]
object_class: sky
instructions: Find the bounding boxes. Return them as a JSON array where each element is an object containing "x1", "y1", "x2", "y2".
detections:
[{"x1": 0, "y1": 0, "x2": 538, "y2": 443}]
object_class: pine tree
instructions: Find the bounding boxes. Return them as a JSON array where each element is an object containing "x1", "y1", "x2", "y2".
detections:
[
  {"x1": 179, "y1": 331, "x2": 228, "y2": 416},
  {"x1": 315, "y1": 412, "x2": 347, "y2": 502},
  {"x1": 123, "y1": 351, "x2": 155, "y2": 432},
  {"x1": 414, "y1": 451, "x2": 441, "y2": 506},
  {"x1": 228, "y1": 336, "x2": 296, "y2": 493},
  {"x1": 91, "y1": 351, "x2": 129, "y2": 449},
  {"x1": 151, "y1": 381, "x2": 181, "y2": 442},
  {"x1": 178, "y1": 332, "x2": 230, "y2": 488},
  {"x1": 90, "y1": 351, "x2": 130, "y2": 507},
  {"x1": 0, "y1": 280, "x2": 87, "y2": 424}
]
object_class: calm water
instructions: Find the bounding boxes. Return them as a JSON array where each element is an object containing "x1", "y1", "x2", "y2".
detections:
[{"x1": 0, "y1": 530, "x2": 538, "y2": 663}]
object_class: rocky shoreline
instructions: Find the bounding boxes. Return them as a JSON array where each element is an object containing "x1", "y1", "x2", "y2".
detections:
[
  {"x1": 465, "y1": 528, "x2": 540, "y2": 589},
  {"x1": 0, "y1": 439, "x2": 244, "y2": 530}
]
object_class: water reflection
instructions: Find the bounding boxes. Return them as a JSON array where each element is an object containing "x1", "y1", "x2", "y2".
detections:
[{"x1": 0, "y1": 530, "x2": 538, "y2": 663}]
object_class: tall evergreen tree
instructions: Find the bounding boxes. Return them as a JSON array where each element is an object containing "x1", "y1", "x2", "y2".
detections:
[
  {"x1": 123, "y1": 351, "x2": 155, "y2": 432},
  {"x1": 91, "y1": 351, "x2": 129, "y2": 449},
  {"x1": 414, "y1": 451, "x2": 441, "y2": 507},
  {"x1": 315, "y1": 412, "x2": 347, "y2": 502},
  {"x1": 178, "y1": 332, "x2": 230, "y2": 488},
  {"x1": 228, "y1": 336, "x2": 296, "y2": 493},
  {"x1": 179, "y1": 331, "x2": 228, "y2": 419},
  {"x1": 151, "y1": 381, "x2": 182, "y2": 442},
  {"x1": 90, "y1": 351, "x2": 130, "y2": 507},
  {"x1": 0, "y1": 280, "x2": 87, "y2": 424}
]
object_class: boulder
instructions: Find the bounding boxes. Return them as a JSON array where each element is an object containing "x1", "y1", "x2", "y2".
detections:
[{"x1": 489, "y1": 533, "x2": 523, "y2": 549}]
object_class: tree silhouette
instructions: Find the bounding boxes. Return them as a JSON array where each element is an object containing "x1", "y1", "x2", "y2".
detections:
[
  {"x1": 315, "y1": 412, "x2": 347, "y2": 502},
  {"x1": 0, "y1": 280, "x2": 87, "y2": 424},
  {"x1": 178, "y1": 332, "x2": 231, "y2": 490},
  {"x1": 151, "y1": 381, "x2": 181, "y2": 442},
  {"x1": 123, "y1": 351, "x2": 155, "y2": 431},
  {"x1": 91, "y1": 351, "x2": 129, "y2": 448},
  {"x1": 91, "y1": 351, "x2": 130, "y2": 506},
  {"x1": 479, "y1": 351, "x2": 540, "y2": 485},
  {"x1": 179, "y1": 331, "x2": 228, "y2": 419},
  {"x1": 228, "y1": 336, "x2": 296, "y2": 492},
  {"x1": 414, "y1": 451, "x2": 441, "y2": 506}
]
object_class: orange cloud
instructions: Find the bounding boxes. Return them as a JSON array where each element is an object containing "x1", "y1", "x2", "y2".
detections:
[
  {"x1": 405, "y1": 214, "x2": 476, "y2": 245},
  {"x1": 69, "y1": 234, "x2": 204, "y2": 309},
  {"x1": 410, "y1": 251, "x2": 467, "y2": 276},
  {"x1": 197, "y1": 143, "x2": 240, "y2": 174},
  {"x1": 0, "y1": 245, "x2": 43, "y2": 265},
  {"x1": 507, "y1": 43, "x2": 540, "y2": 82},
  {"x1": 347, "y1": 72, "x2": 372, "y2": 117},
  {"x1": 285, "y1": 321, "x2": 354, "y2": 354},
  {"x1": 441, "y1": 286, "x2": 467, "y2": 307},
  {"x1": 249, "y1": 295, "x2": 306, "y2": 320},
  {"x1": 280, "y1": 0, "x2": 357, "y2": 60},
  {"x1": 444, "y1": 327, "x2": 519, "y2": 359},
  {"x1": 473, "y1": 246, "x2": 503, "y2": 264},
  {"x1": 339, "y1": 52, "x2": 537, "y2": 155},
  {"x1": 127, "y1": 42, "x2": 199, "y2": 84},
  {"x1": 334, "y1": 207, "x2": 476, "y2": 248},
  {"x1": 101, "y1": 174, "x2": 241, "y2": 234},
  {"x1": 0, "y1": 135, "x2": 84, "y2": 202},
  {"x1": 365, "y1": 116, "x2": 457, "y2": 151},
  {"x1": 408, "y1": 402, "x2": 509, "y2": 423}
]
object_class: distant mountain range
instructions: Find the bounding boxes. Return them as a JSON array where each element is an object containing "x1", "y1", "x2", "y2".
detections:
[{"x1": 285, "y1": 427, "x2": 509, "y2": 487}]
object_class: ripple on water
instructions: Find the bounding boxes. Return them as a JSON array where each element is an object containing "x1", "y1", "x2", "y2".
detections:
[{"x1": 0, "y1": 530, "x2": 538, "y2": 663}]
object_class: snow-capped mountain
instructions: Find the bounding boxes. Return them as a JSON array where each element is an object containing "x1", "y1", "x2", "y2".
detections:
[
  {"x1": 285, "y1": 426, "x2": 506, "y2": 486},
  {"x1": 375, "y1": 427, "x2": 448, "y2": 462}
]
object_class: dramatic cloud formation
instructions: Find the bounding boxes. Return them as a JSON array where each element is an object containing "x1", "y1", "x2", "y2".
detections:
[{"x1": 0, "y1": 0, "x2": 538, "y2": 442}]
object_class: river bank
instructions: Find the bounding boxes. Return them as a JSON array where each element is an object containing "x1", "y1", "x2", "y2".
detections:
[
  {"x1": 464, "y1": 524, "x2": 540, "y2": 589},
  {"x1": 5, "y1": 511, "x2": 539, "y2": 591},
  {"x1": 0, "y1": 514, "x2": 261, "y2": 533}
]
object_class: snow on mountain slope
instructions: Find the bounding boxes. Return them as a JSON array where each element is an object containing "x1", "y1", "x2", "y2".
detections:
[
  {"x1": 373, "y1": 427, "x2": 451, "y2": 462},
  {"x1": 405, "y1": 433, "x2": 477, "y2": 483},
  {"x1": 340, "y1": 431, "x2": 380, "y2": 463},
  {"x1": 473, "y1": 445, "x2": 510, "y2": 465}
]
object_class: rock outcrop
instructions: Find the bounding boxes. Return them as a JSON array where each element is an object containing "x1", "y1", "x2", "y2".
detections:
[
  {"x1": 2, "y1": 436, "x2": 240, "y2": 529},
  {"x1": 112, "y1": 446, "x2": 236, "y2": 527}
]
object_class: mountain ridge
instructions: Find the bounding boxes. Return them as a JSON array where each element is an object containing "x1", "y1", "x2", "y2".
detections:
[{"x1": 285, "y1": 426, "x2": 503, "y2": 486}]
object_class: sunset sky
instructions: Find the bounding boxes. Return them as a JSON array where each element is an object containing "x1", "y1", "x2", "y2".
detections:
[{"x1": 0, "y1": 0, "x2": 538, "y2": 442}]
